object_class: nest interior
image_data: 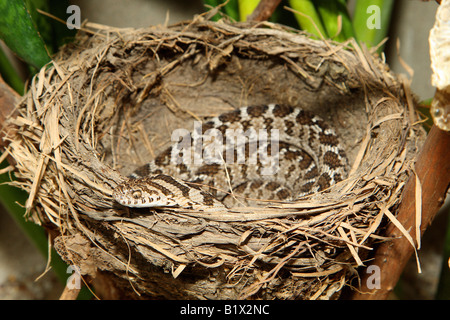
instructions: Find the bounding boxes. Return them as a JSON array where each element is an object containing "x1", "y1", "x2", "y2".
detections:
[{"x1": 5, "y1": 17, "x2": 426, "y2": 299}]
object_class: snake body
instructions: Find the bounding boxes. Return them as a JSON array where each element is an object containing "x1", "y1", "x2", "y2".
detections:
[{"x1": 113, "y1": 104, "x2": 348, "y2": 210}]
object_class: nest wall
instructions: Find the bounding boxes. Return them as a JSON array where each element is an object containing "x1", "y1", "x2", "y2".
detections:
[{"x1": 5, "y1": 18, "x2": 426, "y2": 299}]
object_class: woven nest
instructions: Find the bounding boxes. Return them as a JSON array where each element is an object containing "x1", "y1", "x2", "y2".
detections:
[{"x1": 5, "y1": 17, "x2": 426, "y2": 299}]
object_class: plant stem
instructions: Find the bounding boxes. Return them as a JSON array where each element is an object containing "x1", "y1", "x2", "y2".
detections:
[{"x1": 287, "y1": 0, "x2": 328, "y2": 39}]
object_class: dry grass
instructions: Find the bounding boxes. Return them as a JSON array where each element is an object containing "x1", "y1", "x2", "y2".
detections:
[{"x1": 4, "y1": 15, "x2": 426, "y2": 299}]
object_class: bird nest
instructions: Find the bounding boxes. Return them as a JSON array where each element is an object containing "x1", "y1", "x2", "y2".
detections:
[{"x1": 5, "y1": 17, "x2": 426, "y2": 299}]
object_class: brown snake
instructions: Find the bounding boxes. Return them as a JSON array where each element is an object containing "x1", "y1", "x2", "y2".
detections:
[{"x1": 113, "y1": 104, "x2": 348, "y2": 210}]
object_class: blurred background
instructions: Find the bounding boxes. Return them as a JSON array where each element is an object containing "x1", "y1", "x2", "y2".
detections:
[{"x1": 0, "y1": 0, "x2": 447, "y2": 299}]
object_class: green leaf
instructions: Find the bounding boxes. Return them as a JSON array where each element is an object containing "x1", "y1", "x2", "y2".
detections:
[
  {"x1": 203, "y1": 0, "x2": 220, "y2": 8},
  {"x1": 24, "y1": 0, "x2": 53, "y2": 53},
  {"x1": 352, "y1": 0, "x2": 394, "y2": 50},
  {"x1": 315, "y1": 0, "x2": 355, "y2": 42},
  {"x1": 288, "y1": 0, "x2": 328, "y2": 39},
  {"x1": 0, "y1": 0, "x2": 51, "y2": 69},
  {"x1": 270, "y1": 0, "x2": 298, "y2": 26},
  {"x1": 0, "y1": 47, "x2": 25, "y2": 94},
  {"x1": 203, "y1": 0, "x2": 222, "y2": 21},
  {"x1": 204, "y1": 0, "x2": 240, "y2": 21},
  {"x1": 223, "y1": 0, "x2": 239, "y2": 21},
  {"x1": 238, "y1": 0, "x2": 260, "y2": 21},
  {"x1": 47, "y1": 0, "x2": 77, "y2": 50}
]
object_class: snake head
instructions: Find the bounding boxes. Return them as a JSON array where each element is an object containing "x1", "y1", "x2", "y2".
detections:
[{"x1": 113, "y1": 177, "x2": 176, "y2": 208}]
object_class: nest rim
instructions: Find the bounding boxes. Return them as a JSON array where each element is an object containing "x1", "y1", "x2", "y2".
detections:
[{"x1": 4, "y1": 17, "x2": 426, "y2": 299}]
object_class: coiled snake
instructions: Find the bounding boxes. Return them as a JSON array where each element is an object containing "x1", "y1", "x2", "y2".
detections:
[{"x1": 113, "y1": 104, "x2": 348, "y2": 210}]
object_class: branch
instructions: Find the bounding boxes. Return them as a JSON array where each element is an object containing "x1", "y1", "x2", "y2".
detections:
[
  {"x1": 0, "y1": 75, "x2": 20, "y2": 152},
  {"x1": 247, "y1": 0, "x2": 282, "y2": 22},
  {"x1": 350, "y1": 125, "x2": 450, "y2": 299}
]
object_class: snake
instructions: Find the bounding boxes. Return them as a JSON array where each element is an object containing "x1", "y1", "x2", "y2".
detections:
[{"x1": 113, "y1": 104, "x2": 348, "y2": 210}]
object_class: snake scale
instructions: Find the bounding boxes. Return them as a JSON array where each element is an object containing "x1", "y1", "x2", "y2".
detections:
[{"x1": 113, "y1": 104, "x2": 348, "y2": 210}]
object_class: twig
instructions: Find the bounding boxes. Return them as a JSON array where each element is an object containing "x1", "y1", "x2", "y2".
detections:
[
  {"x1": 59, "y1": 285, "x2": 81, "y2": 300},
  {"x1": 247, "y1": 0, "x2": 282, "y2": 22}
]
